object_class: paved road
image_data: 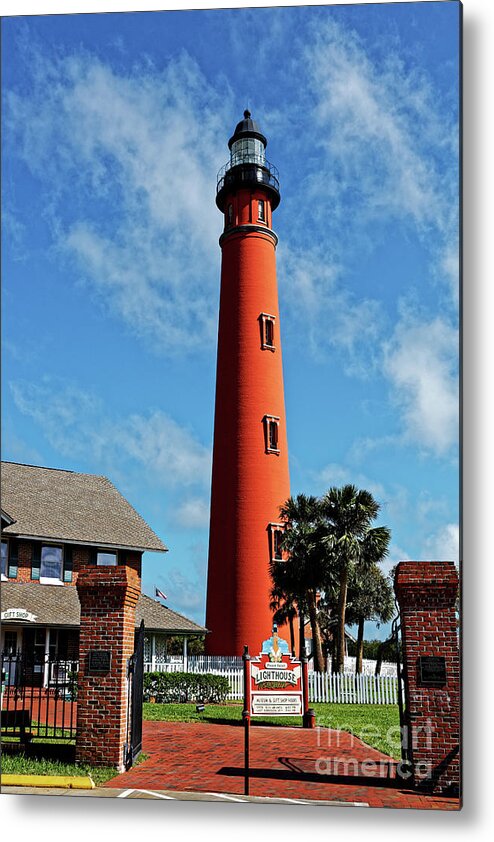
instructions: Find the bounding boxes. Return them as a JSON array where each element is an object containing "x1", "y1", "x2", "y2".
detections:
[{"x1": 1, "y1": 785, "x2": 366, "y2": 806}]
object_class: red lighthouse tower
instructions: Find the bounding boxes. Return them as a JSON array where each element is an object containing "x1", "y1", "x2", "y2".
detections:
[{"x1": 205, "y1": 112, "x2": 291, "y2": 656}]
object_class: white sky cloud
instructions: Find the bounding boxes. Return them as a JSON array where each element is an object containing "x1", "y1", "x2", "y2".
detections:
[
  {"x1": 2, "y1": 8, "x2": 461, "y2": 636},
  {"x1": 173, "y1": 498, "x2": 210, "y2": 529},
  {"x1": 279, "y1": 245, "x2": 383, "y2": 370},
  {"x1": 9, "y1": 378, "x2": 211, "y2": 489},
  {"x1": 316, "y1": 462, "x2": 386, "y2": 503},
  {"x1": 5, "y1": 17, "x2": 458, "y2": 365},
  {"x1": 382, "y1": 542, "x2": 413, "y2": 578},
  {"x1": 109, "y1": 412, "x2": 211, "y2": 488},
  {"x1": 158, "y1": 544, "x2": 208, "y2": 621},
  {"x1": 422, "y1": 523, "x2": 460, "y2": 563},
  {"x1": 4, "y1": 14, "x2": 459, "y2": 487},
  {"x1": 383, "y1": 312, "x2": 459, "y2": 456},
  {"x1": 303, "y1": 20, "x2": 458, "y2": 258},
  {"x1": 7, "y1": 49, "x2": 231, "y2": 352}
]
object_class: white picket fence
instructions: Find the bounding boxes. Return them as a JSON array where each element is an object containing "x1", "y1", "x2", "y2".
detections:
[
  {"x1": 309, "y1": 671, "x2": 399, "y2": 705},
  {"x1": 144, "y1": 660, "x2": 399, "y2": 704}
]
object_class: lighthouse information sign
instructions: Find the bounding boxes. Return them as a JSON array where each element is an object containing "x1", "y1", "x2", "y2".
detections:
[{"x1": 248, "y1": 628, "x2": 303, "y2": 717}]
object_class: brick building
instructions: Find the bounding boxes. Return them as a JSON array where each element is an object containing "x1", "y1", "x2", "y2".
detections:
[{"x1": 1, "y1": 461, "x2": 206, "y2": 682}]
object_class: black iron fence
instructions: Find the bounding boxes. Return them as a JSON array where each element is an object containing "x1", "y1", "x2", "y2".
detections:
[{"x1": 1, "y1": 650, "x2": 78, "y2": 742}]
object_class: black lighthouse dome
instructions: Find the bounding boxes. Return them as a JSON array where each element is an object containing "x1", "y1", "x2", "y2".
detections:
[
  {"x1": 216, "y1": 110, "x2": 280, "y2": 212},
  {"x1": 228, "y1": 110, "x2": 267, "y2": 150}
]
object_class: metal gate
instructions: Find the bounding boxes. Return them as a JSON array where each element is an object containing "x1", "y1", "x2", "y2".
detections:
[
  {"x1": 391, "y1": 614, "x2": 412, "y2": 776},
  {"x1": 125, "y1": 620, "x2": 144, "y2": 769},
  {"x1": 1, "y1": 649, "x2": 78, "y2": 742}
]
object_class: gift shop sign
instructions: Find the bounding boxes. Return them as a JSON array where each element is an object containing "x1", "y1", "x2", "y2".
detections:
[
  {"x1": 1, "y1": 608, "x2": 37, "y2": 623},
  {"x1": 248, "y1": 634, "x2": 303, "y2": 717}
]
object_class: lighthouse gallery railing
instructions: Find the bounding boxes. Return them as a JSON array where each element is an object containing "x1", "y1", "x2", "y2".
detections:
[{"x1": 217, "y1": 156, "x2": 279, "y2": 196}]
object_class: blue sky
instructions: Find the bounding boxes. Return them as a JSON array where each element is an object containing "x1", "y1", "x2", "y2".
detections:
[{"x1": 1, "y1": 2, "x2": 460, "y2": 640}]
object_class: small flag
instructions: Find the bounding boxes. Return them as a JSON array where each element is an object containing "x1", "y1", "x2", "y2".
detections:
[{"x1": 155, "y1": 586, "x2": 167, "y2": 600}]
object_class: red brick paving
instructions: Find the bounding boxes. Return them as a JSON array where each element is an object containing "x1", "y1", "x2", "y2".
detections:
[{"x1": 104, "y1": 721, "x2": 460, "y2": 810}]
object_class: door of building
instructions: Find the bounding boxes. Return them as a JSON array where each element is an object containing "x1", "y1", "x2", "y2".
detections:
[
  {"x1": 22, "y1": 627, "x2": 46, "y2": 686},
  {"x1": 2, "y1": 630, "x2": 19, "y2": 685}
]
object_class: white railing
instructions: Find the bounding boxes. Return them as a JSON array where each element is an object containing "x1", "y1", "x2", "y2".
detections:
[
  {"x1": 338, "y1": 657, "x2": 397, "y2": 677},
  {"x1": 144, "y1": 661, "x2": 399, "y2": 704},
  {"x1": 189, "y1": 655, "x2": 243, "y2": 670},
  {"x1": 144, "y1": 655, "x2": 243, "y2": 672}
]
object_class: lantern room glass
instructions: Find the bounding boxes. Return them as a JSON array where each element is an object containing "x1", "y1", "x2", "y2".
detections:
[{"x1": 230, "y1": 137, "x2": 265, "y2": 167}]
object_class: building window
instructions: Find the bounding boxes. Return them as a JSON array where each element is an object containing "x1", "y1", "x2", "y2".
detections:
[
  {"x1": 1, "y1": 541, "x2": 8, "y2": 580},
  {"x1": 40, "y1": 545, "x2": 63, "y2": 584},
  {"x1": 227, "y1": 204, "x2": 233, "y2": 226},
  {"x1": 258, "y1": 199, "x2": 266, "y2": 222},
  {"x1": 259, "y1": 313, "x2": 276, "y2": 350},
  {"x1": 97, "y1": 550, "x2": 118, "y2": 566},
  {"x1": 263, "y1": 415, "x2": 280, "y2": 454}
]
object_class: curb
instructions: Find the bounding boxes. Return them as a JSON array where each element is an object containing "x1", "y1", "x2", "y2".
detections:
[{"x1": 1, "y1": 774, "x2": 95, "y2": 789}]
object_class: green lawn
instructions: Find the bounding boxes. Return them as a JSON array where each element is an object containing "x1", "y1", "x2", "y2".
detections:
[
  {"x1": 0, "y1": 750, "x2": 149, "y2": 784},
  {"x1": 143, "y1": 702, "x2": 401, "y2": 759},
  {"x1": 312, "y1": 703, "x2": 401, "y2": 758},
  {"x1": 0, "y1": 753, "x2": 117, "y2": 785}
]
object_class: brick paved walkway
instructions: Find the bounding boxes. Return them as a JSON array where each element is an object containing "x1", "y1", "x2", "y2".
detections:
[{"x1": 104, "y1": 721, "x2": 460, "y2": 810}]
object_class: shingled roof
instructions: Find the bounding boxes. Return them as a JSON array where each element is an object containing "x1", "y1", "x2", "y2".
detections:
[
  {"x1": 1, "y1": 582, "x2": 207, "y2": 635},
  {"x1": 1, "y1": 462, "x2": 166, "y2": 552}
]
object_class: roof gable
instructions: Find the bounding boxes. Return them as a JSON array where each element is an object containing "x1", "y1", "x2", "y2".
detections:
[{"x1": 1, "y1": 462, "x2": 166, "y2": 552}]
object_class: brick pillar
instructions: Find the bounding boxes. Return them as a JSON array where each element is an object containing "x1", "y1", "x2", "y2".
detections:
[
  {"x1": 76, "y1": 566, "x2": 140, "y2": 771},
  {"x1": 394, "y1": 561, "x2": 460, "y2": 795}
]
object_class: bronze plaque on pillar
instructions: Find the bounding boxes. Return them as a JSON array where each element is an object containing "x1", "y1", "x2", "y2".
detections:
[
  {"x1": 88, "y1": 649, "x2": 112, "y2": 672},
  {"x1": 418, "y1": 655, "x2": 447, "y2": 687}
]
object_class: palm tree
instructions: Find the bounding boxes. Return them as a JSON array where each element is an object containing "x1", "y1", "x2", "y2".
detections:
[
  {"x1": 269, "y1": 583, "x2": 298, "y2": 655},
  {"x1": 345, "y1": 565, "x2": 394, "y2": 673},
  {"x1": 320, "y1": 485, "x2": 391, "y2": 673},
  {"x1": 311, "y1": 573, "x2": 340, "y2": 671},
  {"x1": 272, "y1": 494, "x2": 328, "y2": 671}
]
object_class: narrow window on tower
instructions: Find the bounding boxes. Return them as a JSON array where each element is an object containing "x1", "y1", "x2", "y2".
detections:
[
  {"x1": 268, "y1": 523, "x2": 286, "y2": 562},
  {"x1": 269, "y1": 421, "x2": 278, "y2": 451},
  {"x1": 259, "y1": 313, "x2": 276, "y2": 350},
  {"x1": 227, "y1": 203, "x2": 233, "y2": 227},
  {"x1": 263, "y1": 415, "x2": 280, "y2": 454},
  {"x1": 258, "y1": 199, "x2": 266, "y2": 222}
]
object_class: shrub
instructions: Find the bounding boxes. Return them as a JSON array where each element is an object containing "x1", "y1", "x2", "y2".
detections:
[{"x1": 143, "y1": 672, "x2": 230, "y2": 704}]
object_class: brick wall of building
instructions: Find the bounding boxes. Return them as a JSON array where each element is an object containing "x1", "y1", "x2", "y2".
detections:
[
  {"x1": 395, "y1": 561, "x2": 460, "y2": 795},
  {"x1": 5, "y1": 538, "x2": 141, "y2": 585}
]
